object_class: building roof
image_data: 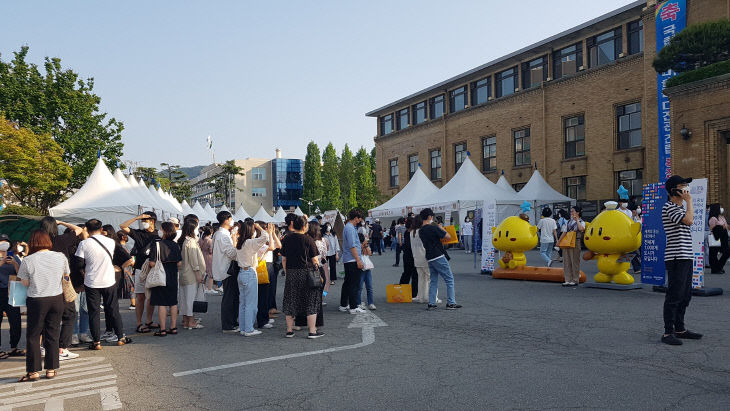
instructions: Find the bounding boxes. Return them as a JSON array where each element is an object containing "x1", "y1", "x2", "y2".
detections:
[{"x1": 365, "y1": 0, "x2": 645, "y2": 117}]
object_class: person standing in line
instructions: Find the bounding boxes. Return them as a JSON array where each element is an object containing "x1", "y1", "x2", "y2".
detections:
[
  {"x1": 410, "y1": 216, "x2": 441, "y2": 304},
  {"x1": 75, "y1": 219, "x2": 132, "y2": 350},
  {"x1": 419, "y1": 208, "x2": 461, "y2": 310},
  {"x1": 198, "y1": 227, "x2": 217, "y2": 294},
  {"x1": 399, "y1": 217, "x2": 418, "y2": 300},
  {"x1": 707, "y1": 203, "x2": 730, "y2": 274},
  {"x1": 16, "y1": 230, "x2": 68, "y2": 382},
  {"x1": 178, "y1": 220, "x2": 206, "y2": 330},
  {"x1": 257, "y1": 222, "x2": 280, "y2": 330},
  {"x1": 388, "y1": 221, "x2": 397, "y2": 251},
  {"x1": 536, "y1": 208, "x2": 558, "y2": 267},
  {"x1": 558, "y1": 206, "x2": 585, "y2": 286},
  {"x1": 461, "y1": 217, "x2": 474, "y2": 254},
  {"x1": 393, "y1": 218, "x2": 406, "y2": 267},
  {"x1": 370, "y1": 219, "x2": 383, "y2": 255},
  {"x1": 212, "y1": 211, "x2": 240, "y2": 333},
  {"x1": 119, "y1": 212, "x2": 160, "y2": 333},
  {"x1": 323, "y1": 223, "x2": 340, "y2": 285},
  {"x1": 357, "y1": 233, "x2": 376, "y2": 310},
  {"x1": 98, "y1": 225, "x2": 133, "y2": 344},
  {"x1": 340, "y1": 210, "x2": 367, "y2": 314},
  {"x1": 618, "y1": 200, "x2": 633, "y2": 219},
  {"x1": 295, "y1": 220, "x2": 329, "y2": 328},
  {"x1": 271, "y1": 214, "x2": 297, "y2": 318},
  {"x1": 661, "y1": 176, "x2": 703, "y2": 345},
  {"x1": 0, "y1": 234, "x2": 24, "y2": 359},
  {"x1": 235, "y1": 221, "x2": 271, "y2": 336},
  {"x1": 148, "y1": 222, "x2": 182, "y2": 336},
  {"x1": 556, "y1": 209, "x2": 569, "y2": 263}
]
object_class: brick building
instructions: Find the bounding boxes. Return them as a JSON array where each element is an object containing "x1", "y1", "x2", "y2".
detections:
[{"x1": 367, "y1": 0, "x2": 730, "y2": 218}]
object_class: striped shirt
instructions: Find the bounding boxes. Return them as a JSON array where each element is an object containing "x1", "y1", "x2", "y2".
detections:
[
  {"x1": 16, "y1": 251, "x2": 68, "y2": 298},
  {"x1": 662, "y1": 201, "x2": 693, "y2": 261}
]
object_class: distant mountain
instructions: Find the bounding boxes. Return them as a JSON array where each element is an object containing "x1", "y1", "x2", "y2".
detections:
[{"x1": 178, "y1": 165, "x2": 205, "y2": 180}]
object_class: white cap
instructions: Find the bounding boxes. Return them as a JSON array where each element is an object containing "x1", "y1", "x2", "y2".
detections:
[{"x1": 168, "y1": 217, "x2": 180, "y2": 225}]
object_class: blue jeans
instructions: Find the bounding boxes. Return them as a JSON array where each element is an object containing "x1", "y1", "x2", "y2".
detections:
[
  {"x1": 75, "y1": 292, "x2": 89, "y2": 335},
  {"x1": 427, "y1": 256, "x2": 456, "y2": 305},
  {"x1": 539, "y1": 241, "x2": 554, "y2": 265},
  {"x1": 237, "y1": 268, "x2": 258, "y2": 333},
  {"x1": 380, "y1": 238, "x2": 385, "y2": 253},
  {"x1": 358, "y1": 270, "x2": 374, "y2": 306}
]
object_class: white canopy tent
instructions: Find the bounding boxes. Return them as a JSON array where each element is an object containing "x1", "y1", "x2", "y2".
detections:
[
  {"x1": 180, "y1": 200, "x2": 195, "y2": 216},
  {"x1": 128, "y1": 176, "x2": 164, "y2": 214},
  {"x1": 203, "y1": 203, "x2": 218, "y2": 221},
  {"x1": 516, "y1": 169, "x2": 575, "y2": 223},
  {"x1": 293, "y1": 206, "x2": 304, "y2": 216},
  {"x1": 252, "y1": 205, "x2": 274, "y2": 223},
  {"x1": 369, "y1": 168, "x2": 439, "y2": 218},
  {"x1": 233, "y1": 206, "x2": 250, "y2": 221},
  {"x1": 496, "y1": 174, "x2": 518, "y2": 195},
  {"x1": 219, "y1": 205, "x2": 230, "y2": 213},
  {"x1": 272, "y1": 207, "x2": 288, "y2": 224},
  {"x1": 191, "y1": 201, "x2": 211, "y2": 223}
]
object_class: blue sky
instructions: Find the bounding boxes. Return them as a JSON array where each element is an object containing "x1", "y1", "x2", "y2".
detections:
[{"x1": 2, "y1": 0, "x2": 636, "y2": 167}]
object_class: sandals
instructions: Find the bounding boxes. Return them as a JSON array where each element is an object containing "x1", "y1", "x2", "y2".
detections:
[
  {"x1": 116, "y1": 337, "x2": 133, "y2": 346},
  {"x1": 88, "y1": 342, "x2": 102, "y2": 351},
  {"x1": 145, "y1": 322, "x2": 160, "y2": 329},
  {"x1": 154, "y1": 330, "x2": 167, "y2": 337},
  {"x1": 18, "y1": 372, "x2": 39, "y2": 382},
  {"x1": 135, "y1": 324, "x2": 151, "y2": 333},
  {"x1": 0, "y1": 351, "x2": 8, "y2": 360},
  {"x1": 8, "y1": 348, "x2": 25, "y2": 357},
  {"x1": 168, "y1": 328, "x2": 178, "y2": 335},
  {"x1": 45, "y1": 370, "x2": 56, "y2": 379}
]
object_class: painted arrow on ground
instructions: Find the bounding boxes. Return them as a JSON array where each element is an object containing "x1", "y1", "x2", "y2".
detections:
[{"x1": 173, "y1": 311, "x2": 388, "y2": 377}]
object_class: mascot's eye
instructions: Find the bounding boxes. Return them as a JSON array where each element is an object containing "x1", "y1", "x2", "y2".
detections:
[
  {"x1": 598, "y1": 227, "x2": 603, "y2": 235},
  {"x1": 590, "y1": 228, "x2": 594, "y2": 235},
  {"x1": 506, "y1": 231, "x2": 510, "y2": 237}
]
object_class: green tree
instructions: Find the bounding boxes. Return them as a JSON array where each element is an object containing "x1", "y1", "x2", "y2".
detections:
[
  {"x1": 211, "y1": 160, "x2": 244, "y2": 207},
  {"x1": 354, "y1": 147, "x2": 376, "y2": 211},
  {"x1": 135, "y1": 167, "x2": 159, "y2": 184},
  {"x1": 653, "y1": 20, "x2": 730, "y2": 73},
  {"x1": 0, "y1": 46, "x2": 124, "y2": 191},
  {"x1": 302, "y1": 141, "x2": 323, "y2": 214},
  {"x1": 339, "y1": 144, "x2": 357, "y2": 212},
  {"x1": 160, "y1": 163, "x2": 189, "y2": 201},
  {"x1": 320, "y1": 143, "x2": 341, "y2": 212},
  {"x1": 0, "y1": 118, "x2": 72, "y2": 212}
]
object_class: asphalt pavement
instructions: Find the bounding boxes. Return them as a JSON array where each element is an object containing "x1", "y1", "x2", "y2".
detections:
[{"x1": 1, "y1": 248, "x2": 729, "y2": 410}]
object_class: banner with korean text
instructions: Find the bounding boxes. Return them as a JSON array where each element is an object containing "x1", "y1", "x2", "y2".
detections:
[{"x1": 480, "y1": 199, "x2": 497, "y2": 272}]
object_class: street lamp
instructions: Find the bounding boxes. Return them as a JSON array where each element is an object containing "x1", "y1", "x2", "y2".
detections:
[{"x1": 298, "y1": 197, "x2": 320, "y2": 215}]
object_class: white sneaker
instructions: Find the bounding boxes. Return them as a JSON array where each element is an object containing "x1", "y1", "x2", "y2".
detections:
[
  {"x1": 268, "y1": 319, "x2": 275, "y2": 324},
  {"x1": 349, "y1": 307, "x2": 367, "y2": 314},
  {"x1": 436, "y1": 298, "x2": 443, "y2": 304},
  {"x1": 338, "y1": 306, "x2": 349, "y2": 312},
  {"x1": 222, "y1": 327, "x2": 240, "y2": 334},
  {"x1": 359, "y1": 302, "x2": 367, "y2": 309},
  {"x1": 204, "y1": 289, "x2": 217, "y2": 295},
  {"x1": 102, "y1": 333, "x2": 118, "y2": 343},
  {"x1": 547, "y1": 261, "x2": 553, "y2": 267},
  {"x1": 71, "y1": 334, "x2": 80, "y2": 346},
  {"x1": 262, "y1": 323, "x2": 274, "y2": 329},
  {"x1": 242, "y1": 330, "x2": 263, "y2": 337},
  {"x1": 78, "y1": 333, "x2": 93, "y2": 343},
  {"x1": 368, "y1": 304, "x2": 377, "y2": 310},
  {"x1": 101, "y1": 331, "x2": 114, "y2": 341},
  {"x1": 128, "y1": 305, "x2": 136, "y2": 310},
  {"x1": 59, "y1": 348, "x2": 79, "y2": 361}
]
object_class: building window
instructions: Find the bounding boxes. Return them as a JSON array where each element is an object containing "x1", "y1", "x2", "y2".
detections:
[
  {"x1": 564, "y1": 115, "x2": 585, "y2": 158},
  {"x1": 412, "y1": 101, "x2": 427, "y2": 125},
  {"x1": 397, "y1": 108, "x2": 409, "y2": 130},
  {"x1": 513, "y1": 128, "x2": 530, "y2": 166},
  {"x1": 513, "y1": 183, "x2": 526, "y2": 192},
  {"x1": 449, "y1": 86, "x2": 467, "y2": 113},
  {"x1": 429, "y1": 94, "x2": 445, "y2": 119},
  {"x1": 588, "y1": 28, "x2": 622, "y2": 68},
  {"x1": 252, "y1": 167, "x2": 266, "y2": 181},
  {"x1": 454, "y1": 143, "x2": 467, "y2": 171},
  {"x1": 553, "y1": 43, "x2": 582, "y2": 79},
  {"x1": 252, "y1": 188, "x2": 266, "y2": 197},
  {"x1": 389, "y1": 159, "x2": 399, "y2": 187},
  {"x1": 564, "y1": 176, "x2": 586, "y2": 200},
  {"x1": 617, "y1": 102, "x2": 641, "y2": 149},
  {"x1": 628, "y1": 20, "x2": 643, "y2": 55},
  {"x1": 522, "y1": 56, "x2": 548, "y2": 89},
  {"x1": 482, "y1": 136, "x2": 496, "y2": 172},
  {"x1": 496, "y1": 67, "x2": 517, "y2": 98},
  {"x1": 471, "y1": 77, "x2": 490, "y2": 106},
  {"x1": 617, "y1": 169, "x2": 643, "y2": 197},
  {"x1": 380, "y1": 114, "x2": 393, "y2": 136},
  {"x1": 408, "y1": 154, "x2": 418, "y2": 179},
  {"x1": 430, "y1": 149, "x2": 442, "y2": 180}
]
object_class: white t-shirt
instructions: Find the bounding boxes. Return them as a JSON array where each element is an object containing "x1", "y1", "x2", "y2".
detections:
[
  {"x1": 16, "y1": 251, "x2": 68, "y2": 298},
  {"x1": 461, "y1": 221, "x2": 473, "y2": 236},
  {"x1": 75, "y1": 234, "x2": 117, "y2": 289},
  {"x1": 537, "y1": 218, "x2": 558, "y2": 243},
  {"x1": 619, "y1": 208, "x2": 633, "y2": 219}
]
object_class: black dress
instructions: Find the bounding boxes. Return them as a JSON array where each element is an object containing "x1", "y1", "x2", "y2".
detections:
[
  {"x1": 148, "y1": 239, "x2": 182, "y2": 307},
  {"x1": 281, "y1": 234, "x2": 322, "y2": 317},
  {"x1": 399, "y1": 230, "x2": 418, "y2": 297}
]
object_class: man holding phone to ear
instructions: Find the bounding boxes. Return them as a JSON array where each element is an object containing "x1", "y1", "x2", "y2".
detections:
[{"x1": 661, "y1": 175, "x2": 702, "y2": 345}]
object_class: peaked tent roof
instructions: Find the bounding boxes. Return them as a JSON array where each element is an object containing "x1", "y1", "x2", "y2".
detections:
[
  {"x1": 496, "y1": 175, "x2": 518, "y2": 194},
  {"x1": 180, "y1": 200, "x2": 195, "y2": 216},
  {"x1": 192, "y1": 201, "x2": 211, "y2": 222},
  {"x1": 252, "y1": 205, "x2": 274, "y2": 223},
  {"x1": 158, "y1": 186, "x2": 182, "y2": 213},
  {"x1": 131, "y1": 177, "x2": 167, "y2": 213},
  {"x1": 233, "y1": 206, "x2": 250, "y2": 221},
  {"x1": 369, "y1": 167, "x2": 439, "y2": 217},
  {"x1": 293, "y1": 207, "x2": 304, "y2": 216},
  {"x1": 203, "y1": 203, "x2": 218, "y2": 220},
  {"x1": 517, "y1": 170, "x2": 574, "y2": 203},
  {"x1": 219, "y1": 205, "x2": 230, "y2": 213},
  {"x1": 273, "y1": 207, "x2": 288, "y2": 224}
]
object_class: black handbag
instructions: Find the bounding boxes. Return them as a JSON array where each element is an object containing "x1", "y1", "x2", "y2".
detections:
[
  {"x1": 192, "y1": 284, "x2": 208, "y2": 313},
  {"x1": 305, "y1": 242, "x2": 323, "y2": 289},
  {"x1": 227, "y1": 260, "x2": 240, "y2": 276}
]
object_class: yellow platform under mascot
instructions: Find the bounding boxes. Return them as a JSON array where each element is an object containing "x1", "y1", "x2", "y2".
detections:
[
  {"x1": 492, "y1": 216, "x2": 538, "y2": 269},
  {"x1": 582, "y1": 201, "x2": 641, "y2": 285}
]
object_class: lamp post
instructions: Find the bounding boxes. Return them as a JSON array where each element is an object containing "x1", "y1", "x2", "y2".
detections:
[{"x1": 298, "y1": 197, "x2": 320, "y2": 215}]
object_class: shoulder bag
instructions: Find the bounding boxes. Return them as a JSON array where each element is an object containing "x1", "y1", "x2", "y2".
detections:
[
  {"x1": 192, "y1": 283, "x2": 208, "y2": 313},
  {"x1": 558, "y1": 231, "x2": 576, "y2": 249},
  {"x1": 145, "y1": 241, "x2": 167, "y2": 288},
  {"x1": 361, "y1": 254, "x2": 374, "y2": 270},
  {"x1": 304, "y1": 241, "x2": 323, "y2": 289},
  {"x1": 90, "y1": 237, "x2": 122, "y2": 283}
]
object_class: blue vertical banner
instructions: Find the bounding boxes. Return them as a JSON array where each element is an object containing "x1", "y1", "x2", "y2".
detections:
[
  {"x1": 641, "y1": 183, "x2": 667, "y2": 285},
  {"x1": 656, "y1": 0, "x2": 687, "y2": 181}
]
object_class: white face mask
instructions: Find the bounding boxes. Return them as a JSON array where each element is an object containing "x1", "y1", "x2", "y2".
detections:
[
  {"x1": 637, "y1": 207, "x2": 641, "y2": 215},
  {"x1": 722, "y1": 208, "x2": 725, "y2": 215},
  {"x1": 231, "y1": 226, "x2": 238, "y2": 234},
  {"x1": 194, "y1": 227, "x2": 200, "y2": 236},
  {"x1": 0, "y1": 242, "x2": 9, "y2": 252},
  {"x1": 142, "y1": 222, "x2": 150, "y2": 230},
  {"x1": 158, "y1": 229, "x2": 165, "y2": 238},
  {"x1": 621, "y1": 203, "x2": 628, "y2": 208}
]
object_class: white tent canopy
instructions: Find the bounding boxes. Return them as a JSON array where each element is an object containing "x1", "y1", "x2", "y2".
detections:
[
  {"x1": 496, "y1": 174, "x2": 518, "y2": 195},
  {"x1": 369, "y1": 168, "x2": 439, "y2": 218},
  {"x1": 273, "y1": 207, "x2": 287, "y2": 224},
  {"x1": 181, "y1": 200, "x2": 195, "y2": 216},
  {"x1": 219, "y1": 205, "x2": 230, "y2": 213},
  {"x1": 252, "y1": 205, "x2": 274, "y2": 223},
  {"x1": 192, "y1": 201, "x2": 211, "y2": 223},
  {"x1": 293, "y1": 206, "x2": 304, "y2": 216},
  {"x1": 203, "y1": 203, "x2": 218, "y2": 221},
  {"x1": 233, "y1": 206, "x2": 250, "y2": 221},
  {"x1": 517, "y1": 170, "x2": 574, "y2": 204}
]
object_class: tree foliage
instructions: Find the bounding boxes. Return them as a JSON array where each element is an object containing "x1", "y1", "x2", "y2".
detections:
[
  {"x1": 339, "y1": 144, "x2": 357, "y2": 212},
  {"x1": 0, "y1": 46, "x2": 124, "y2": 191},
  {"x1": 302, "y1": 141, "x2": 323, "y2": 214},
  {"x1": 0, "y1": 118, "x2": 72, "y2": 211},
  {"x1": 211, "y1": 160, "x2": 245, "y2": 207},
  {"x1": 354, "y1": 147, "x2": 377, "y2": 211},
  {"x1": 653, "y1": 20, "x2": 730, "y2": 73},
  {"x1": 320, "y1": 143, "x2": 341, "y2": 212},
  {"x1": 160, "y1": 163, "x2": 191, "y2": 201}
]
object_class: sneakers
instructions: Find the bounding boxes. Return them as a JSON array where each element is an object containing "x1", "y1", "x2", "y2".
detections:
[
  {"x1": 128, "y1": 305, "x2": 136, "y2": 310},
  {"x1": 78, "y1": 334, "x2": 93, "y2": 343},
  {"x1": 547, "y1": 261, "x2": 553, "y2": 268},
  {"x1": 561, "y1": 282, "x2": 570, "y2": 287},
  {"x1": 222, "y1": 327, "x2": 240, "y2": 334},
  {"x1": 359, "y1": 302, "x2": 367, "y2": 309},
  {"x1": 307, "y1": 331, "x2": 325, "y2": 339},
  {"x1": 368, "y1": 304, "x2": 377, "y2": 310},
  {"x1": 426, "y1": 304, "x2": 438, "y2": 310},
  {"x1": 338, "y1": 306, "x2": 350, "y2": 312},
  {"x1": 262, "y1": 323, "x2": 274, "y2": 329},
  {"x1": 59, "y1": 348, "x2": 79, "y2": 361},
  {"x1": 71, "y1": 334, "x2": 80, "y2": 346},
  {"x1": 242, "y1": 330, "x2": 263, "y2": 337},
  {"x1": 102, "y1": 333, "x2": 118, "y2": 343},
  {"x1": 285, "y1": 331, "x2": 295, "y2": 338},
  {"x1": 40, "y1": 347, "x2": 45, "y2": 357},
  {"x1": 676, "y1": 330, "x2": 703, "y2": 339},
  {"x1": 101, "y1": 331, "x2": 115, "y2": 341},
  {"x1": 445, "y1": 304, "x2": 462, "y2": 310},
  {"x1": 349, "y1": 307, "x2": 367, "y2": 314},
  {"x1": 661, "y1": 334, "x2": 683, "y2": 345},
  {"x1": 268, "y1": 319, "x2": 275, "y2": 324}
]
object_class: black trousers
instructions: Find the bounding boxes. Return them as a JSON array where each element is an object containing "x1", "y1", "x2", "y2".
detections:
[
  {"x1": 86, "y1": 285, "x2": 123, "y2": 342},
  {"x1": 221, "y1": 274, "x2": 239, "y2": 330},
  {"x1": 327, "y1": 255, "x2": 337, "y2": 283},
  {"x1": 371, "y1": 238, "x2": 382, "y2": 255},
  {"x1": 399, "y1": 262, "x2": 419, "y2": 298},
  {"x1": 394, "y1": 244, "x2": 402, "y2": 266},
  {"x1": 256, "y1": 283, "x2": 270, "y2": 328},
  {"x1": 0, "y1": 288, "x2": 22, "y2": 349},
  {"x1": 59, "y1": 300, "x2": 76, "y2": 348},
  {"x1": 269, "y1": 262, "x2": 279, "y2": 310},
  {"x1": 663, "y1": 259, "x2": 693, "y2": 334},
  {"x1": 341, "y1": 262, "x2": 361, "y2": 309},
  {"x1": 26, "y1": 294, "x2": 63, "y2": 373}
]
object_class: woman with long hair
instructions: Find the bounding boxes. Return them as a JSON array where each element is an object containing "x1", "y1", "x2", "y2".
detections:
[
  {"x1": 558, "y1": 206, "x2": 585, "y2": 286},
  {"x1": 708, "y1": 203, "x2": 730, "y2": 273},
  {"x1": 17, "y1": 230, "x2": 69, "y2": 381},
  {"x1": 198, "y1": 226, "x2": 217, "y2": 294},
  {"x1": 399, "y1": 217, "x2": 418, "y2": 300},
  {"x1": 235, "y1": 220, "x2": 271, "y2": 336},
  {"x1": 322, "y1": 223, "x2": 340, "y2": 285},
  {"x1": 255, "y1": 221, "x2": 280, "y2": 330},
  {"x1": 178, "y1": 220, "x2": 206, "y2": 329},
  {"x1": 148, "y1": 222, "x2": 182, "y2": 336}
]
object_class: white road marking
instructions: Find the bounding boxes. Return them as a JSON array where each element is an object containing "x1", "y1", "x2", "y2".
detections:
[{"x1": 173, "y1": 311, "x2": 388, "y2": 377}]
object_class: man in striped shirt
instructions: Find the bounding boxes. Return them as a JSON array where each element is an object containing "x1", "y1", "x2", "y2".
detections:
[{"x1": 661, "y1": 175, "x2": 702, "y2": 345}]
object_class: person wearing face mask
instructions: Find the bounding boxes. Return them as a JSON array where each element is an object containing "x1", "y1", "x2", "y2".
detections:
[
  {"x1": 235, "y1": 221, "x2": 271, "y2": 336},
  {"x1": 148, "y1": 222, "x2": 183, "y2": 336},
  {"x1": 461, "y1": 217, "x2": 474, "y2": 254},
  {"x1": 0, "y1": 234, "x2": 24, "y2": 359},
  {"x1": 120, "y1": 211, "x2": 160, "y2": 333},
  {"x1": 178, "y1": 220, "x2": 206, "y2": 330},
  {"x1": 707, "y1": 203, "x2": 730, "y2": 274},
  {"x1": 628, "y1": 202, "x2": 643, "y2": 275},
  {"x1": 618, "y1": 200, "x2": 633, "y2": 219},
  {"x1": 211, "y1": 211, "x2": 240, "y2": 333}
]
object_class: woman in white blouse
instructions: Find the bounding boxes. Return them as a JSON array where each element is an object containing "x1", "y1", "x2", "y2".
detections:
[
  {"x1": 235, "y1": 221, "x2": 271, "y2": 336},
  {"x1": 17, "y1": 230, "x2": 69, "y2": 382}
]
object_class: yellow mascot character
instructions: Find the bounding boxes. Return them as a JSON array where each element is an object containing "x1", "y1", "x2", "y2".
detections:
[
  {"x1": 492, "y1": 216, "x2": 538, "y2": 269},
  {"x1": 582, "y1": 202, "x2": 641, "y2": 284}
]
